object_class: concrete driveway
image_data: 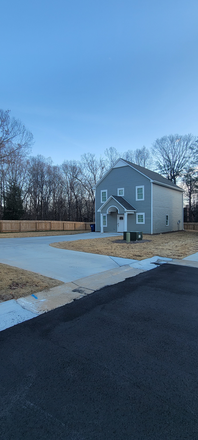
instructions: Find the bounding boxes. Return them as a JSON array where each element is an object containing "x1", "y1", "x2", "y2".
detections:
[
  {"x1": 0, "y1": 264, "x2": 198, "y2": 439},
  {"x1": 0, "y1": 232, "x2": 135, "y2": 282}
]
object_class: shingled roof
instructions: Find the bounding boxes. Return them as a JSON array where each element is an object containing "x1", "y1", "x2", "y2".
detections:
[
  {"x1": 97, "y1": 195, "x2": 136, "y2": 212},
  {"x1": 121, "y1": 159, "x2": 182, "y2": 190},
  {"x1": 112, "y1": 195, "x2": 136, "y2": 211}
]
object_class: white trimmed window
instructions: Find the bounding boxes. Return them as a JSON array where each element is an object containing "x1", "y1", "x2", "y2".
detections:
[
  {"x1": 117, "y1": 188, "x2": 124, "y2": 196},
  {"x1": 101, "y1": 190, "x2": 107, "y2": 203},
  {"x1": 136, "y1": 186, "x2": 144, "y2": 201},
  {"x1": 136, "y1": 213, "x2": 145, "y2": 224},
  {"x1": 166, "y1": 215, "x2": 169, "y2": 226},
  {"x1": 102, "y1": 214, "x2": 107, "y2": 227}
]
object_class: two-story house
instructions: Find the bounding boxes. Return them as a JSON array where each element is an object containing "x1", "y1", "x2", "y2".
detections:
[{"x1": 95, "y1": 158, "x2": 184, "y2": 234}]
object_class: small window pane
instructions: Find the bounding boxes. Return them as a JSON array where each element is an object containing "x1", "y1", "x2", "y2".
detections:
[
  {"x1": 166, "y1": 215, "x2": 169, "y2": 226},
  {"x1": 138, "y1": 215, "x2": 144, "y2": 223},
  {"x1": 101, "y1": 191, "x2": 107, "y2": 202},
  {"x1": 103, "y1": 215, "x2": 107, "y2": 226},
  {"x1": 136, "y1": 212, "x2": 145, "y2": 224},
  {"x1": 118, "y1": 188, "x2": 124, "y2": 196},
  {"x1": 137, "y1": 187, "x2": 143, "y2": 200}
]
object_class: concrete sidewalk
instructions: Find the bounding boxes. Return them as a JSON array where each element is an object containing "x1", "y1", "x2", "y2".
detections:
[{"x1": 0, "y1": 232, "x2": 198, "y2": 332}]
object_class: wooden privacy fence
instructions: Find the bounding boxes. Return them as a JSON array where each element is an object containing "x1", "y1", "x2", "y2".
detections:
[
  {"x1": 0, "y1": 220, "x2": 92, "y2": 233},
  {"x1": 184, "y1": 222, "x2": 198, "y2": 231}
]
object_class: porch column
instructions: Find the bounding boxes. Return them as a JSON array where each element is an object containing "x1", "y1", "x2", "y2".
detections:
[
  {"x1": 124, "y1": 212, "x2": 128, "y2": 231},
  {"x1": 100, "y1": 213, "x2": 104, "y2": 233}
]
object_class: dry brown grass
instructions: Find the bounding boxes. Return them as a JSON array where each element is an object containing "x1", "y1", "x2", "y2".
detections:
[
  {"x1": 0, "y1": 264, "x2": 63, "y2": 303},
  {"x1": 50, "y1": 231, "x2": 198, "y2": 261}
]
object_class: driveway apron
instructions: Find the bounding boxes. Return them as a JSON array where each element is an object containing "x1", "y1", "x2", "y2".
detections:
[{"x1": 0, "y1": 233, "x2": 125, "y2": 282}]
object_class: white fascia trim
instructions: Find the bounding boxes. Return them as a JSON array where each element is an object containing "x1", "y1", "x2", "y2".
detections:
[
  {"x1": 151, "y1": 180, "x2": 184, "y2": 192},
  {"x1": 98, "y1": 196, "x2": 115, "y2": 212},
  {"x1": 151, "y1": 182, "x2": 153, "y2": 234},
  {"x1": 98, "y1": 195, "x2": 136, "y2": 213},
  {"x1": 107, "y1": 205, "x2": 120, "y2": 213}
]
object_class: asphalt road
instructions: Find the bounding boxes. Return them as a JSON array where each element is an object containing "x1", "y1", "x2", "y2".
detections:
[{"x1": 0, "y1": 264, "x2": 198, "y2": 439}]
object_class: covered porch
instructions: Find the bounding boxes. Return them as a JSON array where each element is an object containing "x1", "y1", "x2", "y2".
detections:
[{"x1": 98, "y1": 195, "x2": 136, "y2": 233}]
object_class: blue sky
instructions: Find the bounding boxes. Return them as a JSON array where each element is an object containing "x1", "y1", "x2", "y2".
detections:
[{"x1": 1, "y1": 0, "x2": 198, "y2": 165}]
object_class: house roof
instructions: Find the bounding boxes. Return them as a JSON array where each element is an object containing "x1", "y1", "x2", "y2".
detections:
[
  {"x1": 96, "y1": 158, "x2": 184, "y2": 192},
  {"x1": 98, "y1": 195, "x2": 136, "y2": 212},
  {"x1": 123, "y1": 159, "x2": 182, "y2": 190},
  {"x1": 112, "y1": 195, "x2": 136, "y2": 211}
]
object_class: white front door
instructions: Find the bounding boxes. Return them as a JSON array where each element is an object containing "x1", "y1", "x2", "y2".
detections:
[{"x1": 117, "y1": 215, "x2": 124, "y2": 232}]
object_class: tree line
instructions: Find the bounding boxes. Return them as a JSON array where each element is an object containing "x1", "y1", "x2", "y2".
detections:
[{"x1": 1, "y1": 109, "x2": 198, "y2": 222}]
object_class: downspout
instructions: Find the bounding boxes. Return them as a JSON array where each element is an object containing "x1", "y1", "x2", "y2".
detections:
[
  {"x1": 151, "y1": 182, "x2": 153, "y2": 234},
  {"x1": 94, "y1": 186, "x2": 96, "y2": 230}
]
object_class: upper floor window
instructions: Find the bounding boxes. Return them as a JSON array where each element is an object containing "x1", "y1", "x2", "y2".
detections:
[
  {"x1": 117, "y1": 188, "x2": 124, "y2": 196},
  {"x1": 101, "y1": 190, "x2": 107, "y2": 203},
  {"x1": 136, "y1": 186, "x2": 144, "y2": 201}
]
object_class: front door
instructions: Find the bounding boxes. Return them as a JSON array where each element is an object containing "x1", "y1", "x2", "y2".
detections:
[{"x1": 117, "y1": 215, "x2": 124, "y2": 232}]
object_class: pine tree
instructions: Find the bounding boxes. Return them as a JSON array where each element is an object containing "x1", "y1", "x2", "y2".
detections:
[{"x1": 3, "y1": 182, "x2": 24, "y2": 220}]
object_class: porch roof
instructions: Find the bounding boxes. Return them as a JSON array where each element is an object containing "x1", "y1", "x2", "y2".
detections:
[{"x1": 98, "y1": 195, "x2": 136, "y2": 213}]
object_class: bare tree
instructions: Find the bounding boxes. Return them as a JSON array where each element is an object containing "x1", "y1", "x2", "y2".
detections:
[
  {"x1": 183, "y1": 167, "x2": 198, "y2": 222},
  {"x1": 104, "y1": 147, "x2": 120, "y2": 169},
  {"x1": 26, "y1": 156, "x2": 53, "y2": 220},
  {"x1": 122, "y1": 150, "x2": 134, "y2": 163},
  {"x1": 62, "y1": 160, "x2": 83, "y2": 221},
  {"x1": 134, "y1": 146, "x2": 150, "y2": 167},
  {"x1": 152, "y1": 134, "x2": 197, "y2": 184},
  {"x1": 80, "y1": 153, "x2": 106, "y2": 220},
  {"x1": 0, "y1": 109, "x2": 33, "y2": 162}
]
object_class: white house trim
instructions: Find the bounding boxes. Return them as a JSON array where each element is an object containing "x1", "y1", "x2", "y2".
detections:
[
  {"x1": 97, "y1": 195, "x2": 135, "y2": 213},
  {"x1": 151, "y1": 182, "x2": 153, "y2": 234}
]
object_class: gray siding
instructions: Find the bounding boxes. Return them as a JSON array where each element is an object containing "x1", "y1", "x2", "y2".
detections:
[
  {"x1": 96, "y1": 166, "x2": 151, "y2": 233},
  {"x1": 153, "y1": 184, "x2": 183, "y2": 233}
]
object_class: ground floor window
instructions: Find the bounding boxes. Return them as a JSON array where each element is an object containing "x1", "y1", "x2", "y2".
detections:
[
  {"x1": 136, "y1": 212, "x2": 145, "y2": 224},
  {"x1": 103, "y1": 214, "x2": 107, "y2": 227},
  {"x1": 166, "y1": 214, "x2": 169, "y2": 226}
]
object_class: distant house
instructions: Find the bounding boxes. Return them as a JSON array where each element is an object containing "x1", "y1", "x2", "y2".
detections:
[{"x1": 95, "y1": 158, "x2": 184, "y2": 234}]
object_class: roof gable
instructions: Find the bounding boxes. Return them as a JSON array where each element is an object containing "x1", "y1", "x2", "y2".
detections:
[
  {"x1": 98, "y1": 195, "x2": 136, "y2": 212},
  {"x1": 122, "y1": 160, "x2": 182, "y2": 190},
  {"x1": 96, "y1": 158, "x2": 183, "y2": 192}
]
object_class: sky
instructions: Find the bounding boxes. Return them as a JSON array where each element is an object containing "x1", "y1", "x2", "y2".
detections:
[{"x1": 1, "y1": 0, "x2": 198, "y2": 165}]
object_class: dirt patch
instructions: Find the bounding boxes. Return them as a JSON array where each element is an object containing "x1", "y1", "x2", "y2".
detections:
[
  {"x1": 50, "y1": 231, "x2": 198, "y2": 261},
  {"x1": 0, "y1": 263, "x2": 63, "y2": 303}
]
